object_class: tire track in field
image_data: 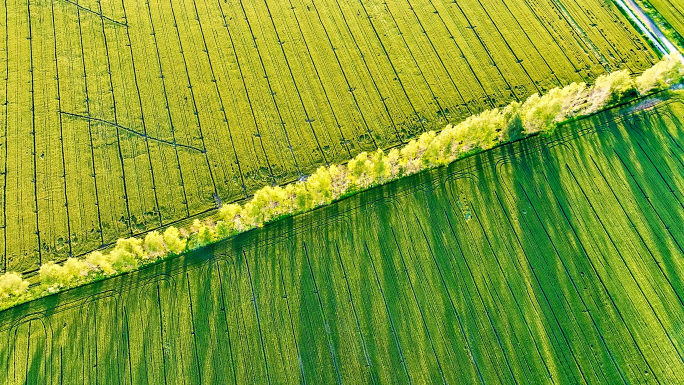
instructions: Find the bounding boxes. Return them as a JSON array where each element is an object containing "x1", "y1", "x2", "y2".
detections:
[
  {"x1": 258, "y1": 0, "x2": 330, "y2": 167},
  {"x1": 281, "y1": 0, "x2": 354, "y2": 158},
  {"x1": 363, "y1": 242, "x2": 413, "y2": 384},
  {"x1": 49, "y1": 0, "x2": 73, "y2": 258},
  {"x1": 57, "y1": 0, "x2": 125, "y2": 26},
  {"x1": 443, "y1": 0, "x2": 521, "y2": 103},
  {"x1": 213, "y1": 0, "x2": 277, "y2": 187},
  {"x1": 96, "y1": 0, "x2": 158, "y2": 234},
  {"x1": 165, "y1": 0, "x2": 219, "y2": 199},
  {"x1": 243, "y1": 250, "x2": 272, "y2": 385},
  {"x1": 2, "y1": 0, "x2": 9, "y2": 270},
  {"x1": 354, "y1": 0, "x2": 426, "y2": 136},
  {"x1": 27, "y1": 0, "x2": 42, "y2": 264},
  {"x1": 395, "y1": 0, "x2": 476, "y2": 115},
  {"x1": 112, "y1": 0, "x2": 166, "y2": 228},
  {"x1": 379, "y1": 1, "x2": 456, "y2": 120},
  {"x1": 307, "y1": 0, "x2": 399, "y2": 146},
  {"x1": 234, "y1": 0, "x2": 302, "y2": 177},
  {"x1": 188, "y1": 0, "x2": 248, "y2": 198}
]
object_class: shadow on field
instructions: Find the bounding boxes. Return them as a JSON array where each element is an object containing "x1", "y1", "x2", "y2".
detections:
[{"x1": 1, "y1": 94, "x2": 683, "y2": 384}]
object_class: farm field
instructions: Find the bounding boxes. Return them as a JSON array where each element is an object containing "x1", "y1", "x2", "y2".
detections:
[
  {"x1": 0, "y1": 0, "x2": 659, "y2": 274},
  {"x1": 1, "y1": 92, "x2": 682, "y2": 384}
]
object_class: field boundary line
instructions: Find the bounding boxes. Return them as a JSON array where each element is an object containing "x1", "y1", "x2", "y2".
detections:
[
  {"x1": 2, "y1": 61, "x2": 682, "y2": 308},
  {"x1": 2, "y1": 0, "x2": 8, "y2": 270},
  {"x1": 50, "y1": 0, "x2": 73, "y2": 258},
  {"x1": 27, "y1": 0, "x2": 42, "y2": 264}
]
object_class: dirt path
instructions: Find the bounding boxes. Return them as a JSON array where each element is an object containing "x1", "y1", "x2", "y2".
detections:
[{"x1": 615, "y1": 0, "x2": 682, "y2": 59}]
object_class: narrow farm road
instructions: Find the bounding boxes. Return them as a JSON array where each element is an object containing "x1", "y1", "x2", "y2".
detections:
[{"x1": 614, "y1": 0, "x2": 682, "y2": 59}]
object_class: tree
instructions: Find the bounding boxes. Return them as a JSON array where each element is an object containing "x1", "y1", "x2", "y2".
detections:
[
  {"x1": 108, "y1": 239, "x2": 140, "y2": 272},
  {"x1": 636, "y1": 53, "x2": 684, "y2": 95},
  {"x1": 292, "y1": 182, "x2": 314, "y2": 212},
  {"x1": 38, "y1": 261, "x2": 67, "y2": 289},
  {"x1": 62, "y1": 258, "x2": 93, "y2": 282},
  {"x1": 218, "y1": 203, "x2": 244, "y2": 234},
  {"x1": 306, "y1": 166, "x2": 333, "y2": 206},
  {"x1": 347, "y1": 151, "x2": 371, "y2": 189},
  {"x1": 144, "y1": 231, "x2": 167, "y2": 259},
  {"x1": 497, "y1": 102, "x2": 523, "y2": 143},
  {"x1": 387, "y1": 148, "x2": 402, "y2": 179},
  {"x1": 0, "y1": 272, "x2": 29, "y2": 299},
  {"x1": 163, "y1": 226, "x2": 187, "y2": 255},
  {"x1": 583, "y1": 70, "x2": 635, "y2": 114},
  {"x1": 190, "y1": 219, "x2": 217, "y2": 249},
  {"x1": 370, "y1": 149, "x2": 391, "y2": 184},
  {"x1": 86, "y1": 251, "x2": 115, "y2": 276},
  {"x1": 521, "y1": 82, "x2": 587, "y2": 134},
  {"x1": 328, "y1": 164, "x2": 349, "y2": 199}
]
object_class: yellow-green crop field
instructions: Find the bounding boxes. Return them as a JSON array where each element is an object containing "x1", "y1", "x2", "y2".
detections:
[
  {"x1": 0, "y1": 0, "x2": 658, "y2": 273},
  {"x1": 1, "y1": 91, "x2": 682, "y2": 384}
]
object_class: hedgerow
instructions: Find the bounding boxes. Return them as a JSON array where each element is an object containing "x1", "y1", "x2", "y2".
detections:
[{"x1": 0, "y1": 53, "x2": 682, "y2": 311}]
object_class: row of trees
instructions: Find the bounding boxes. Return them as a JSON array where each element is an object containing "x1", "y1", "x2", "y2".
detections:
[{"x1": 1, "y1": 53, "x2": 682, "y2": 309}]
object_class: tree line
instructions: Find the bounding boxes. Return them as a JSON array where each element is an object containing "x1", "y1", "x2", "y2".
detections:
[{"x1": 1, "y1": 53, "x2": 682, "y2": 310}]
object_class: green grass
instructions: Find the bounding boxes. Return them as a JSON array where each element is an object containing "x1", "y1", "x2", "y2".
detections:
[
  {"x1": 0, "y1": 0, "x2": 659, "y2": 274},
  {"x1": 1, "y1": 91, "x2": 682, "y2": 384}
]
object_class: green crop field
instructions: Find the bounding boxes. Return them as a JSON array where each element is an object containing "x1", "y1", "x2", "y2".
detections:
[
  {"x1": 1, "y1": 92, "x2": 682, "y2": 384},
  {"x1": 0, "y1": 0, "x2": 658, "y2": 274}
]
